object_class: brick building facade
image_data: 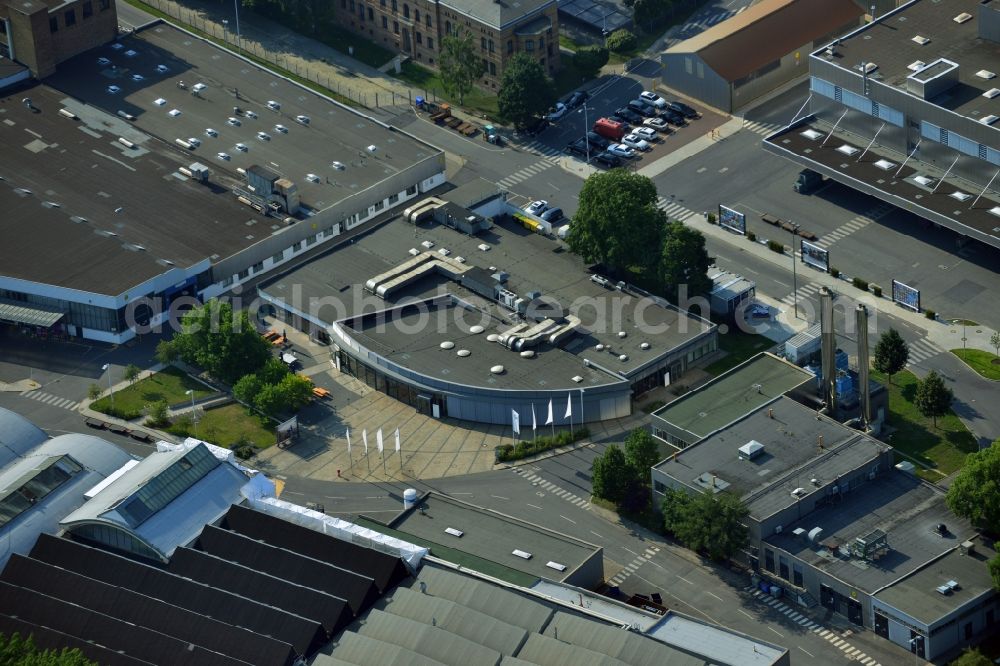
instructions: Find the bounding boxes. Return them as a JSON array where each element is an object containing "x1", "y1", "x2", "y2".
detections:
[
  {"x1": 336, "y1": 0, "x2": 559, "y2": 90},
  {"x1": 1, "y1": 0, "x2": 117, "y2": 78}
]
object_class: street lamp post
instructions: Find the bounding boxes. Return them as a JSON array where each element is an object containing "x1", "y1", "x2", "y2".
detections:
[
  {"x1": 222, "y1": 19, "x2": 228, "y2": 46},
  {"x1": 233, "y1": 0, "x2": 241, "y2": 48},
  {"x1": 185, "y1": 389, "x2": 197, "y2": 433},
  {"x1": 578, "y1": 105, "x2": 595, "y2": 161},
  {"x1": 789, "y1": 222, "x2": 801, "y2": 319},
  {"x1": 102, "y1": 363, "x2": 115, "y2": 411}
]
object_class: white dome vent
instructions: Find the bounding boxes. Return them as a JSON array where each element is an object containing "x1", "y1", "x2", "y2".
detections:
[
  {"x1": 490, "y1": 365, "x2": 505, "y2": 375},
  {"x1": 456, "y1": 349, "x2": 471, "y2": 357},
  {"x1": 440, "y1": 341, "x2": 455, "y2": 350},
  {"x1": 469, "y1": 325, "x2": 485, "y2": 334}
]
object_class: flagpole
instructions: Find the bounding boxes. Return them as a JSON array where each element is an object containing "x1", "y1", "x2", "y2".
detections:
[
  {"x1": 579, "y1": 388, "x2": 585, "y2": 433},
  {"x1": 347, "y1": 429, "x2": 353, "y2": 475}
]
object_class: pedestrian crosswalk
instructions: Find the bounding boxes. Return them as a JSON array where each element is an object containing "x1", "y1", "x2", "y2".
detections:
[
  {"x1": 497, "y1": 160, "x2": 554, "y2": 189},
  {"x1": 778, "y1": 282, "x2": 824, "y2": 307},
  {"x1": 607, "y1": 546, "x2": 660, "y2": 587},
  {"x1": 511, "y1": 467, "x2": 591, "y2": 509},
  {"x1": 521, "y1": 140, "x2": 563, "y2": 163},
  {"x1": 656, "y1": 196, "x2": 698, "y2": 222},
  {"x1": 742, "y1": 119, "x2": 783, "y2": 137},
  {"x1": 20, "y1": 389, "x2": 80, "y2": 411},
  {"x1": 813, "y1": 202, "x2": 894, "y2": 249},
  {"x1": 907, "y1": 337, "x2": 941, "y2": 366},
  {"x1": 745, "y1": 587, "x2": 883, "y2": 666}
]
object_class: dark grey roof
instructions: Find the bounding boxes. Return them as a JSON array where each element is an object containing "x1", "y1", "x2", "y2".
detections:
[
  {"x1": 818, "y1": 0, "x2": 1000, "y2": 119},
  {"x1": 0, "y1": 554, "x2": 297, "y2": 666},
  {"x1": 442, "y1": 178, "x2": 503, "y2": 210},
  {"x1": 261, "y1": 214, "x2": 713, "y2": 391},
  {"x1": 0, "y1": 615, "x2": 153, "y2": 666},
  {"x1": 875, "y1": 535, "x2": 999, "y2": 625},
  {"x1": 766, "y1": 471, "x2": 974, "y2": 593},
  {"x1": 28, "y1": 533, "x2": 326, "y2": 656},
  {"x1": 656, "y1": 396, "x2": 888, "y2": 520},
  {"x1": 440, "y1": 0, "x2": 555, "y2": 29},
  {"x1": 195, "y1": 524, "x2": 379, "y2": 614}
]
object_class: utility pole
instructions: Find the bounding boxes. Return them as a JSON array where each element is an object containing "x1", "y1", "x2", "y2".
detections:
[{"x1": 790, "y1": 221, "x2": 801, "y2": 319}]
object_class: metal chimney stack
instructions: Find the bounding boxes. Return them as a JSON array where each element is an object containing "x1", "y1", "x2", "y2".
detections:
[
  {"x1": 820, "y1": 287, "x2": 836, "y2": 412},
  {"x1": 856, "y1": 304, "x2": 871, "y2": 428}
]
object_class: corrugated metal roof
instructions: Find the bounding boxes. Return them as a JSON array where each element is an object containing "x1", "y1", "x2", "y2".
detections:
[
  {"x1": 544, "y1": 612, "x2": 705, "y2": 666},
  {"x1": 516, "y1": 632, "x2": 629, "y2": 666},
  {"x1": 0, "y1": 615, "x2": 153, "y2": 666},
  {"x1": 355, "y1": 609, "x2": 503, "y2": 666},
  {"x1": 665, "y1": 0, "x2": 862, "y2": 82},
  {"x1": 322, "y1": 632, "x2": 446, "y2": 666}
]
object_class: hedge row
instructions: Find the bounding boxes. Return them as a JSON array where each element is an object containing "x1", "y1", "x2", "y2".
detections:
[{"x1": 495, "y1": 428, "x2": 590, "y2": 462}]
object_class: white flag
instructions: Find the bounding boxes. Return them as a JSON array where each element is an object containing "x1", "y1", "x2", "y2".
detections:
[
  {"x1": 395, "y1": 428, "x2": 401, "y2": 452},
  {"x1": 346, "y1": 429, "x2": 351, "y2": 454},
  {"x1": 512, "y1": 409, "x2": 520, "y2": 435},
  {"x1": 565, "y1": 393, "x2": 573, "y2": 419},
  {"x1": 545, "y1": 399, "x2": 553, "y2": 425},
  {"x1": 377, "y1": 428, "x2": 384, "y2": 454},
  {"x1": 532, "y1": 404, "x2": 537, "y2": 431},
  {"x1": 363, "y1": 429, "x2": 368, "y2": 454}
]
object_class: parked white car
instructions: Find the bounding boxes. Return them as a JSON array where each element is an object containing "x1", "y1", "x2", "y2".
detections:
[
  {"x1": 639, "y1": 91, "x2": 668, "y2": 109},
  {"x1": 205, "y1": 128, "x2": 219, "y2": 137},
  {"x1": 526, "y1": 200, "x2": 549, "y2": 215},
  {"x1": 274, "y1": 124, "x2": 288, "y2": 133},
  {"x1": 607, "y1": 143, "x2": 637, "y2": 159},
  {"x1": 622, "y1": 134, "x2": 651, "y2": 151},
  {"x1": 234, "y1": 143, "x2": 248, "y2": 152},
  {"x1": 632, "y1": 127, "x2": 658, "y2": 142},
  {"x1": 546, "y1": 102, "x2": 568, "y2": 122}
]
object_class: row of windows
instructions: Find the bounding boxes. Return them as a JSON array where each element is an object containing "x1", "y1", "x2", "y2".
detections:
[
  {"x1": 344, "y1": 0, "x2": 434, "y2": 27},
  {"x1": 763, "y1": 548, "x2": 804, "y2": 587},
  {"x1": 49, "y1": 0, "x2": 109, "y2": 33},
  {"x1": 809, "y1": 77, "x2": 904, "y2": 127},
  {"x1": 922, "y1": 121, "x2": 1000, "y2": 166}
]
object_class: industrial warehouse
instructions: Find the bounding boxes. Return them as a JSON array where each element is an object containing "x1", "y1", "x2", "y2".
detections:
[
  {"x1": 0, "y1": 20, "x2": 444, "y2": 343},
  {"x1": 258, "y1": 197, "x2": 718, "y2": 426}
]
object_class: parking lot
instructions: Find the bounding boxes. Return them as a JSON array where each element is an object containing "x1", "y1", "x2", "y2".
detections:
[{"x1": 528, "y1": 75, "x2": 728, "y2": 170}]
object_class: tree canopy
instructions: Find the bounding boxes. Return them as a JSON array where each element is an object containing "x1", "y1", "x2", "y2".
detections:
[
  {"x1": 0, "y1": 633, "x2": 96, "y2": 666},
  {"x1": 161, "y1": 300, "x2": 272, "y2": 384},
  {"x1": 946, "y1": 439, "x2": 1000, "y2": 532},
  {"x1": 438, "y1": 31, "x2": 485, "y2": 104},
  {"x1": 573, "y1": 46, "x2": 609, "y2": 78},
  {"x1": 658, "y1": 220, "x2": 713, "y2": 302},
  {"x1": 872, "y1": 328, "x2": 909, "y2": 385},
  {"x1": 623, "y1": 428, "x2": 661, "y2": 474},
  {"x1": 233, "y1": 359, "x2": 313, "y2": 417},
  {"x1": 662, "y1": 489, "x2": 749, "y2": 561},
  {"x1": 592, "y1": 444, "x2": 632, "y2": 504},
  {"x1": 914, "y1": 369, "x2": 953, "y2": 427},
  {"x1": 498, "y1": 53, "x2": 554, "y2": 130},
  {"x1": 568, "y1": 169, "x2": 664, "y2": 277},
  {"x1": 951, "y1": 648, "x2": 993, "y2": 666}
]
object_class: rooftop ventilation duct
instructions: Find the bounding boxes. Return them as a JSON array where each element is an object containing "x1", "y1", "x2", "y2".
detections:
[{"x1": 906, "y1": 58, "x2": 960, "y2": 99}]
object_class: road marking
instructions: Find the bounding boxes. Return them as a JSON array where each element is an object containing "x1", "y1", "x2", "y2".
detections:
[
  {"x1": 284, "y1": 491, "x2": 303, "y2": 496},
  {"x1": 705, "y1": 591, "x2": 723, "y2": 602},
  {"x1": 590, "y1": 530, "x2": 604, "y2": 539},
  {"x1": 560, "y1": 515, "x2": 577, "y2": 524},
  {"x1": 767, "y1": 627, "x2": 784, "y2": 638},
  {"x1": 798, "y1": 646, "x2": 815, "y2": 658},
  {"x1": 677, "y1": 576, "x2": 694, "y2": 585},
  {"x1": 491, "y1": 495, "x2": 509, "y2": 500},
  {"x1": 623, "y1": 547, "x2": 639, "y2": 557},
  {"x1": 323, "y1": 496, "x2": 346, "y2": 499},
  {"x1": 451, "y1": 492, "x2": 473, "y2": 495},
  {"x1": 526, "y1": 503, "x2": 542, "y2": 509},
  {"x1": 738, "y1": 609, "x2": 754, "y2": 619}
]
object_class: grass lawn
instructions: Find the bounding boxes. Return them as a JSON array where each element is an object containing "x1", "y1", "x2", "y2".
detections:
[
  {"x1": 393, "y1": 61, "x2": 499, "y2": 118},
  {"x1": 169, "y1": 403, "x2": 276, "y2": 449},
  {"x1": 951, "y1": 348, "x2": 1000, "y2": 381},
  {"x1": 873, "y1": 369, "x2": 977, "y2": 479},
  {"x1": 319, "y1": 25, "x2": 394, "y2": 69},
  {"x1": 704, "y1": 331, "x2": 774, "y2": 376},
  {"x1": 92, "y1": 366, "x2": 215, "y2": 417}
]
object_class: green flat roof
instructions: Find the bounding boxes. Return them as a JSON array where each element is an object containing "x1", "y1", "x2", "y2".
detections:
[{"x1": 651, "y1": 353, "x2": 814, "y2": 439}]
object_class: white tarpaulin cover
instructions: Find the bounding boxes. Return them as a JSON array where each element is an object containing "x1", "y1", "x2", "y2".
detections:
[{"x1": 249, "y1": 496, "x2": 428, "y2": 570}]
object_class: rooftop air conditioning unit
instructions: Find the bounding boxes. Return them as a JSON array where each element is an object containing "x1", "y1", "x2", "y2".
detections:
[{"x1": 774, "y1": 525, "x2": 783, "y2": 534}]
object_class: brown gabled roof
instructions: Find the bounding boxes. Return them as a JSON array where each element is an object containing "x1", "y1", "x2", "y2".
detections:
[{"x1": 666, "y1": 0, "x2": 863, "y2": 82}]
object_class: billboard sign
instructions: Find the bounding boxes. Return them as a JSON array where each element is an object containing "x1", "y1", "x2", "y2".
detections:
[
  {"x1": 800, "y1": 240, "x2": 830, "y2": 272},
  {"x1": 718, "y1": 205, "x2": 746, "y2": 235},
  {"x1": 891, "y1": 280, "x2": 920, "y2": 312},
  {"x1": 276, "y1": 415, "x2": 299, "y2": 446}
]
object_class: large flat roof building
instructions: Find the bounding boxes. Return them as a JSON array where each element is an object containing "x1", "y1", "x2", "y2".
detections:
[
  {"x1": 260, "y1": 208, "x2": 717, "y2": 424},
  {"x1": 0, "y1": 20, "x2": 444, "y2": 343},
  {"x1": 763, "y1": 0, "x2": 1000, "y2": 250}
]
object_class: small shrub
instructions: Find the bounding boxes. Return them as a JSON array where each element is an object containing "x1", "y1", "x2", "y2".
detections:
[
  {"x1": 494, "y1": 428, "x2": 589, "y2": 462},
  {"x1": 830, "y1": 267, "x2": 840, "y2": 278},
  {"x1": 94, "y1": 403, "x2": 142, "y2": 420},
  {"x1": 167, "y1": 415, "x2": 194, "y2": 438},
  {"x1": 605, "y1": 28, "x2": 636, "y2": 53},
  {"x1": 871, "y1": 284, "x2": 883, "y2": 297},
  {"x1": 706, "y1": 212, "x2": 717, "y2": 224},
  {"x1": 767, "y1": 240, "x2": 785, "y2": 254},
  {"x1": 852, "y1": 277, "x2": 869, "y2": 291},
  {"x1": 233, "y1": 444, "x2": 257, "y2": 460},
  {"x1": 495, "y1": 444, "x2": 514, "y2": 462},
  {"x1": 747, "y1": 231, "x2": 756, "y2": 242},
  {"x1": 925, "y1": 309, "x2": 936, "y2": 320},
  {"x1": 145, "y1": 399, "x2": 170, "y2": 428}
]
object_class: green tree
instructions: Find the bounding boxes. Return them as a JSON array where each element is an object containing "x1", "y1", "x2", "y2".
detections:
[
  {"x1": 258, "y1": 357, "x2": 291, "y2": 385},
  {"x1": 233, "y1": 373, "x2": 263, "y2": 406},
  {"x1": 663, "y1": 490, "x2": 749, "y2": 561},
  {"x1": 154, "y1": 339, "x2": 178, "y2": 365},
  {"x1": 171, "y1": 300, "x2": 272, "y2": 384},
  {"x1": 914, "y1": 369, "x2": 953, "y2": 428},
  {"x1": 605, "y1": 28, "x2": 636, "y2": 53},
  {"x1": 123, "y1": 363, "x2": 141, "y2": 385},
  {"x1": 146, "y1": 399, "x2": 170, "y2": 428},
  {"x1": 872, "y1": 328, "x2": 909, "y2": 385},
  {"x1": 87, "y1": 383, "x2": 102, "y2": 401},
  {"x1": 592, "y1": 444, "x2": 632, "y2": 504},
  {"x1": 951, "y1": 647, "x2": 993, "y2": 666},
  {"x1": 0, "y1": 632, "x2": 96, "y2": 665},
  {"x1": 498, "y1": 53, "x2": 554, "y2": 130},
  {"x1": 989, "y1": 554, "x2": 1000, "y2": 592},
  {"x1": 623, "y1": 428, "x2": 661, "y2": 474},
  {"x1": 991, "y1": 331, "x2": 1000, "y2": 357},
  {"x1": 658, "y1": 221, "x2": 712, "y2": 303},
  {"x1": 568, "y1": 169, "x2": 664, "y2": 278},
  {"x1": 438, "y1": 30, "x2": 485, "y2": 105},
  {"x1": 946, "y1": 439, "x2": 1000, "y2": 532},
  {"x1": 573, "y1": 46, "x2": 609, "y2": 78},
  {"x1": 276, "y1": 373, "x2": 314, "y2": 411}
]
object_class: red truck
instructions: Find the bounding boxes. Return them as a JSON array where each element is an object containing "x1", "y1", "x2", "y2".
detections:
[{"x1": 593, "y1": 117, "x2": 626, "y2": 142}]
